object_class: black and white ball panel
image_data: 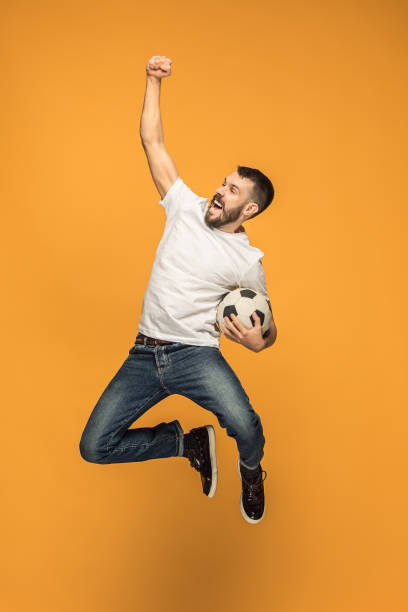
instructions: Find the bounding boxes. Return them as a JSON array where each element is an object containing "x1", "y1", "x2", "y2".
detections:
[{"x1": 216, "y1": 287, "x2": 272, "y2": 337}]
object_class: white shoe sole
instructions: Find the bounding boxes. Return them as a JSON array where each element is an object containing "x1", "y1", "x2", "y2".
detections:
[
  {"x1": 206, "y1": 425, "x2": 217, "y2": 498},
  {"x1": 237, "y1": 458, "x2": 266, "y2": 524}
]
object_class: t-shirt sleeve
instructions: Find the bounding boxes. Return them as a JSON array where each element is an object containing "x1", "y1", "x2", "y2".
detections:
[
  {"x1": 239, "y1": 259, "x2": 270, "y2": 300},
  {"x1": 158, "y1": 177, "x2": 206, "y2": 216}
]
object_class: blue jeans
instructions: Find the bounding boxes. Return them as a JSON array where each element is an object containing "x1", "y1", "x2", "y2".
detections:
[{"x1": 79, "y1": 339, "x2": 265, "y2": 469}]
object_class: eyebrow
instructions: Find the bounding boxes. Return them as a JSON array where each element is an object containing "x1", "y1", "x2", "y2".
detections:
[{"x1": 223, "y1": 177, "x2": 240, "y2": 193}]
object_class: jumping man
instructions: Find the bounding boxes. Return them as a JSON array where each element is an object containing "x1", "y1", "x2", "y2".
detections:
[{"x1": 79, "y1": 55, "x2": 277, "y2": 524}]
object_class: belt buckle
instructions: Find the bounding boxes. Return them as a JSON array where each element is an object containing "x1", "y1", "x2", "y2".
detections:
[{"x1": 153, "y1": 338, "x2": 160, "y2": 345}]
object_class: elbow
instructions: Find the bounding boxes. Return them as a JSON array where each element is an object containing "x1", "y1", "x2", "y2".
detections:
[{"x1": 140, "y1": 136, "x2": 164, "y2": 149}]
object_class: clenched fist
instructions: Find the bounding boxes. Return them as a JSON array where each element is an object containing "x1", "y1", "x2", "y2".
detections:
[{"x1": 146, "y1": 55, "x2": 172, "y2": 79}]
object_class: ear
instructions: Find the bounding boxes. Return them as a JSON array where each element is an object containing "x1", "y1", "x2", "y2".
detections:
[{"x1": 243, "y1": 202, "x2": 259, "y2": 218}]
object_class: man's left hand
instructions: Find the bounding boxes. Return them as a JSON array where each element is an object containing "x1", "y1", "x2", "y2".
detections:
[{"x1": 222, "y1": 312, "x2": 265, "y2": 352}]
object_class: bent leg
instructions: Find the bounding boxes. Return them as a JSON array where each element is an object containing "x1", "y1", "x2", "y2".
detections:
[
  {"x1": 79, "y1": 350, "x2": 184, "y2": 464},
  {"x1": 167, "y1": 346, "x2": 265, "y2": 469}
]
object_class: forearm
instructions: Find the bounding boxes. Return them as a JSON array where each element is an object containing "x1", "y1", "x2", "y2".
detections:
[
  {"x1": 259, "y1": 322, "x2": 277, "y2": 351},
  {"x1": 140, "y1": 76, "x2": 164, "y2": 146}
]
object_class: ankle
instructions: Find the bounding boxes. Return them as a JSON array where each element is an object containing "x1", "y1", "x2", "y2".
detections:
[
  {"x1": 240, "y1": 462, "x2": 261, "y2": 481},
  {"x1": 182, "y1": 432, "x2": 197, "y2": 457}
]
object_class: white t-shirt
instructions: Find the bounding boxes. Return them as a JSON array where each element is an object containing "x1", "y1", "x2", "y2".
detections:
[{"x1": 137, "y1": 177, "x2": 269, "y2": 347}]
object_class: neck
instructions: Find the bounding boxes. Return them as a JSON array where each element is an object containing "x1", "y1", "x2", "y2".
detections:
[{"x1": 216, "y1": 221, "x2": 245, "y2": 234}]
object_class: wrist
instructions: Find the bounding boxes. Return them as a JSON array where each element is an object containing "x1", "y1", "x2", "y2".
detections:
[
  {"x1": 252, "y1": 338, "x2": 265, "y2": 353},
  {"x1": 146, "y1": 74, "x2": 162, "y2": 85}
]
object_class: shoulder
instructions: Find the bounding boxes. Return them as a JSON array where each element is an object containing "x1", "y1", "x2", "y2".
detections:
[{"x1": 159, "y1": 177, "x2": 207, "y2": 211}]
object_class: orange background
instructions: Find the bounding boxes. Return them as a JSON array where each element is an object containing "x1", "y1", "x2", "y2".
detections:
[{"x1": 2, "y1": 1, "x2": 407, "y2": 611}]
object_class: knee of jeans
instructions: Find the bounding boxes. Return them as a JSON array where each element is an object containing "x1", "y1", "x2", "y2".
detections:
[
  {"x1": 79, "y1": 432, "x2": 105, "y2": 463},
  {"x1": 228, "y1": 410, "x2": 263, "y2": 440}
]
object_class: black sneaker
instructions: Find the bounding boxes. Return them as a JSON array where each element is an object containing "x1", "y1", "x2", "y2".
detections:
[
  {"x1": 184, "y1": 426, "x2": 217, "y2": 497},
  {"x1": 237, "y1": 458, "x2": 267, "y2": 524}
]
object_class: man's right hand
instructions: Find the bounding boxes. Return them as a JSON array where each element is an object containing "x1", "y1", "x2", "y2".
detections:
[{"x1": 146, "y1": 55, "x2": 172, "y2": 79}]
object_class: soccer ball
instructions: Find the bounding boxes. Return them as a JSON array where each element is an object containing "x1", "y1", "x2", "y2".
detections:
[{"x1": 216, "y1": 287, "x2": 272, "y2": 338}]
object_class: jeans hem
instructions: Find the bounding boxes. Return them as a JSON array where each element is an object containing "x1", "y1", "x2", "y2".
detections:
[
  {"x1": 239, "y1": 458, "x2": 262, "y2": 470},
  {"x1": 172, "y1": 419, "x2": 184, "y2": 456}
]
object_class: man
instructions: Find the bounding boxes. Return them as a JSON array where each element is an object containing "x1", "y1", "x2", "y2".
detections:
[{"x1": 79, "y1": 55, "x2": 277, "y2": 524}]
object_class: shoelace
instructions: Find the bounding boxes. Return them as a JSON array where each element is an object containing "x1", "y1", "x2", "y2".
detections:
[{"x1": 242, "y1": 470, "x2": 267, "y2": 502}]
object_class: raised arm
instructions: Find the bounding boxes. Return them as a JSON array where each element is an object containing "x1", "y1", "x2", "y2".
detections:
[{"x1": 140, "y1": 55, "x2": 179, "y2": 199}]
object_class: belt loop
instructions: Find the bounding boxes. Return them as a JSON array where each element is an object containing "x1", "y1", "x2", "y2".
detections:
[{"x1": 143, "y1": 335, "x2": 147, "y2": 347}]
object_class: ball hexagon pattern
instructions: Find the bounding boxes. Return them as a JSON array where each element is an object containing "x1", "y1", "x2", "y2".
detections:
[{"x1": 216, "y1": 287, "x2": 272, "y2": 337}]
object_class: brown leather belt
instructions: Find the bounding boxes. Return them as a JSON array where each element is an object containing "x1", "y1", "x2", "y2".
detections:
[{"x1": 135, "y1": 332, "x2": 174, "y2": 346}]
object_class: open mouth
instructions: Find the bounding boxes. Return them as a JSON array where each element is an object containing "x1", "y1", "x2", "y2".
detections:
[{"x1": 211, "y1": 197, "x2": 223, "y2": 210}]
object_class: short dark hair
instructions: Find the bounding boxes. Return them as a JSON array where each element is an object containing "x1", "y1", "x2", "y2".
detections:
[{"x1": 237, "y1": 165, "x2": 275, "y2": 219}]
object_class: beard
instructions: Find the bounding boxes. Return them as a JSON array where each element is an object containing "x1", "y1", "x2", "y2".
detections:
[{"x1": 204, "y1": 196, "x2": 245, "y2": 229}]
